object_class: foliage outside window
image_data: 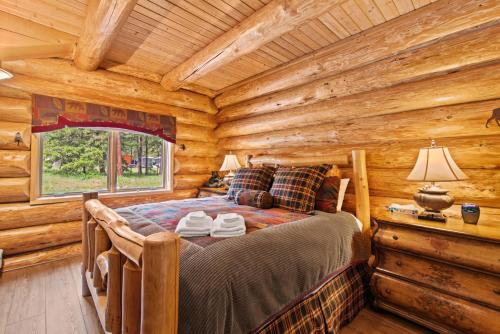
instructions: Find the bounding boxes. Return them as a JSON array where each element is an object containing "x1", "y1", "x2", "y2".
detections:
[{"x1": 38, "y1": 127, "x2": 172, "y2": 197}]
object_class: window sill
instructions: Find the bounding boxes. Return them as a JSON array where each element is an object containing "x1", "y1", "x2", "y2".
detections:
[{"x1": 30, "y1": 188, "x2": 173, "y2": 206}]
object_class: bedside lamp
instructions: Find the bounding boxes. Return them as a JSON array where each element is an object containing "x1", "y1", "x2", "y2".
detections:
[
  {"x1": 220, "y1": 154, "x2": 241, "y2": 187},
  {"x1": 407, "y1": 140, "x2": 468, "y2": 222}
]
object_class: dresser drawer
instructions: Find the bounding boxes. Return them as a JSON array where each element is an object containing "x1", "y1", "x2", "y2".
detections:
[
  {"x1": 376, "y1": 248, "x2": 500, "y2": 309},
  {"x1": 374, "y1": 223, "x2": 500, "y2": 274},
  {"x1": 371, "y1": 272, "x2": 500, "y2": 334}
]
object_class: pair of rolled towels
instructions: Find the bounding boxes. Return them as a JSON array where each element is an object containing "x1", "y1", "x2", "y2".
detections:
[{"x1": 175, "y1": 211, "x2": 246, "y2": 238}]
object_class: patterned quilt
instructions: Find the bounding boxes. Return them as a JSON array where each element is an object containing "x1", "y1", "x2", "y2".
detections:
[{"x1": 116, "y1": 196, "x2": 308, "y2": 247}]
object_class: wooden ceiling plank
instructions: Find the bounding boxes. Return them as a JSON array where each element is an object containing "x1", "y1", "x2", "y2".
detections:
[
  {"x1": 133, "y1": 4, "x2": 213, "y2": 44},
  {"x1": 298, "y1": 24, "x2": 332, "y2": 48},
  {"x1": 129, "y1": 11, "x2": 209, "y2": 47},
  {"x1": 183, "y1": 0, "x2": 239, "y2": 27},
  {"x1": 317, "y1": 12, "x2": 351, "y2": 39},
  {"x1": 160, "y1": 0, "x2": 343, "y2": 91},
  {"x1": 73, "y1": 0, "x2": 138, "y2": 71},
  {"x1": 272, "y1": 37, "x2": 306, "y2": 58},
  {"x1": 246, "y1": 51, "x2": 283, "y2": 68},
  {"x1": 279, "y1": 33, "x2": 314, "y2": 54},
  {"x1": 411, "y1": 0, "x2": 432, "y2": 8},
  {"x1": 373, "y1": 0, "x2": 400, "y2": 20},
  {"x1": 341, "y1": 0, "x2": 375, "y2": 30},
  {"x1": 221, "y1": 0, "x2": 257, "y2": 17},
  {"x1": 139, "y1": 0, "x2": 222, "y2": 40},
  {"x1": 306, "y1": 20, "x2": 340, "y2": 45},
  {"x1": 329, "y1": 6, "x2": 362, "y2": 34},
  {"x1": 203, "y1": 0, "x2": 249, "y2": 21},
  {"x1": 167, "y1": 0, "x2": 234, "y2": 31},
  {"x1": 393, "y1": 0, "x2": 415, "y2": 14},
  {"x1": 0, "y1": 0, "x2": 84, "y2": 36},
  {"x1": 354, "y1": 0, "x2": 386, "y2": 25}
]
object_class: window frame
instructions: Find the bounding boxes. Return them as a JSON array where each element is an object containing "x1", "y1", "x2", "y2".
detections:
[{"x1": 30, "y1": 128, "x2": 174, "y2": 205}]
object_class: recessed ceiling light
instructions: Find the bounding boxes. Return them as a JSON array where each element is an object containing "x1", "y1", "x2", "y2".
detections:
[{"x1": 0, "y1": 68, "x2": 13, "y2": 80}]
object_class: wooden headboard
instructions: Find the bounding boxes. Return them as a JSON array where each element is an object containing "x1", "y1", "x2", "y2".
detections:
[{"x1": 245, "y1": 150, "x2": 371, "y2": 251}]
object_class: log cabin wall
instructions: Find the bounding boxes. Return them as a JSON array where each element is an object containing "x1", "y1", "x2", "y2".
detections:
[
  {"x1": 215, "y1": 0, "x2": 500, "y2": 217},
  {"x1": 0, "y1": 68, "x2": 221, "y2": 271}
]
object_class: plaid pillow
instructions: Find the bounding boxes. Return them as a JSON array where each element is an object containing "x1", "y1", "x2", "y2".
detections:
[
  {"x1": 270, "y1": 165, "x2": 331, "y2": 213},
  {"x1": 226, "y1": 167, "x2": 275, "y2": 200},
  {"x1": 234, "y1": 190, "x2": 274, "y2": 209},
  {"x1": 315, "y1": 176, "x2": 341, "y2": 213}
]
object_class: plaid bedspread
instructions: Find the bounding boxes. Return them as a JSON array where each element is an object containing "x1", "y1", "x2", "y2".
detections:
[
  {"x1": 256, "y1": 261, "x2": 370, "y2": 334},
  {"x1": 117, "y1": 196, "x2": 308, "y2": 247}
]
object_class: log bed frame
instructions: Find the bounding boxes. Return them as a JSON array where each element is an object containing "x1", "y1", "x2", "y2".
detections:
[{"x1": 81, "y1": 150, "x2": 371, "y2": 334}]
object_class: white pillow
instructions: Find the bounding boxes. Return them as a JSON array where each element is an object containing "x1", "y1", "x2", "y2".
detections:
[{"x1": 336, "y1": 178, "x2": 350, "y2": 212}]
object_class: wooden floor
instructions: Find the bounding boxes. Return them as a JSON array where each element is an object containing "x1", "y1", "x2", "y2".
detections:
[{"x1": 0, "y1": 257, "x2": 433, "y2": 334}]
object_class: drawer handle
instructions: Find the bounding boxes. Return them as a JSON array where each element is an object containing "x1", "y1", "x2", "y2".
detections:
[
  {"x1": 385, "y1": 288, "x2": 391, "y2": 294},
  {"x1": 494, "y1": 288, "x2": 500, "y2": 295},
  {"x1": 392, "y1": 235, "x2": 399, "y2": 241},
  {"x1": 396, "y1": 260, "x2": 402, "y2": 267}
]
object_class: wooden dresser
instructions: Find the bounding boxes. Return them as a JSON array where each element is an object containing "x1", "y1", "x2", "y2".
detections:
[
  {"x1": 371, "y1": 210, "x2": 500, "y2": 334},
  {"x1": 197, "y1": 187, "x2": 228, "y2": 198}
]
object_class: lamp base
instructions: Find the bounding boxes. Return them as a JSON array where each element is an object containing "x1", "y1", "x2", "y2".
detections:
[
  {"x1": 223, "y1": 171, "x2": 235, "y2": 188},
  {"x1": 418, "y1": 210, "x2": 447, "y2": 223}
]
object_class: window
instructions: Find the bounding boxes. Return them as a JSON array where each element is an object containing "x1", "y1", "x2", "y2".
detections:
[{"x1": 32, "y1": 127, "x2": 173, "y2": 201}]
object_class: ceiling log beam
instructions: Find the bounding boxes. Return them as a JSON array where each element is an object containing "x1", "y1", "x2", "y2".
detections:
[
  {"x1": 74, "y1": 0, "x2": 138, "y2": 71},
  {"x1": 0, "y1": 43, "x2": 74, "y2": 61},
  {"x1": 159, "y1": 0, "x2": 341, "y2": 91}
]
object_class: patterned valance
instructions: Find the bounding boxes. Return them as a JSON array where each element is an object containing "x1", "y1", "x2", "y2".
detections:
[{"x1": 32, "y1": 94, "x2": 176, "y2": 143}]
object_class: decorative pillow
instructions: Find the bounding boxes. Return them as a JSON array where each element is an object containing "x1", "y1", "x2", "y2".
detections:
[
  {"x1": 315, "y1": 176, "x2": 341, "y2": 213},
  {"x1": 226, "y1": 167, "x2": 275, "y2": 200},
  {"x1": 234, "y1": 190, "x2": 273, "y2": 209},
  {"x1": 269, "y1": 165, "x2": 331, "y2": 213}
]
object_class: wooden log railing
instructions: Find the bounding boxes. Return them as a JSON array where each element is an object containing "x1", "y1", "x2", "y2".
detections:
[{"x1": 82, "y1": 192, "x2": 180, "y2": 334}]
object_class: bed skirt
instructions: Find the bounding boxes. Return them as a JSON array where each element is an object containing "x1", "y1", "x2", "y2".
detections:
[{"x1": 255, "y1": 261, "x2": 371, "y2": 334}]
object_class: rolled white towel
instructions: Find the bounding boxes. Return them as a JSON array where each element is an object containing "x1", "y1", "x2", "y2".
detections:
[
  {"x1": 217, "y1": 213, "x2": 244, "y2": 228},
  {"x1": 175, "y1": 217, "x2": 212, "y2": 237},
  {"x1": 211, "y1": 216, "x2": 246, "y2": 238}
]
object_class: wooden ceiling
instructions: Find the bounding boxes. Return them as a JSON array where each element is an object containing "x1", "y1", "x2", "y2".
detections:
[{"x1": 0, "y1": 0, "x2": 436, "y2": 94}]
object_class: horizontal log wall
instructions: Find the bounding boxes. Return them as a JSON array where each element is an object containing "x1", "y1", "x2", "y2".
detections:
[
  {"x1": 0, "y1": 75, "x2": 220, "y2": 270},
  {"x1": 218, "y1": 14, "x2": 500, "y2": 214}
]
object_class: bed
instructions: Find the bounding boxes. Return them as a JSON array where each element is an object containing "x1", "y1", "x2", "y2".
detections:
[{"x1": 81, "y1": 150, "x2": 372, "y2": 334}]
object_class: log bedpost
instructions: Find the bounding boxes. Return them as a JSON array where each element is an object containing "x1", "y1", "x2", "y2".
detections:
[
  {"x1": 352, "y1": 150, "x2": 371, "y2": 256},
  {"x1": 82, "y1": 191, "x2": 98, "y2": 296},
  {"x1": 141, "y1": 232, "x2": 180, "y2": 334},
  {"x1": 122, "y1": 259, "x2": 142, "y2": 334},
  {"x1": 106, "y1": 246, "x2": 122, "y2": 333},
  {"x1": 87, "y1": 219, "x2": 97, "y2": 277}
]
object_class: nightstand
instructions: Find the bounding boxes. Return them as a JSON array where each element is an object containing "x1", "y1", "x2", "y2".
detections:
[
  {"x1": 371, "y1": 209, "x2": 500, "y2": 334},
  {"x1": 197, "y1": 187, "x2": 228, "y2": 198}
]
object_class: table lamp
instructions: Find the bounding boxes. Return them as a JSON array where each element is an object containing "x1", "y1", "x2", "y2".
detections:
[
  {"x1": 407, "y1": 140, "x2": 468, "y2": 222},
  {"x1": 220, "y1": 153, "x2": 241, "y2": 187}
]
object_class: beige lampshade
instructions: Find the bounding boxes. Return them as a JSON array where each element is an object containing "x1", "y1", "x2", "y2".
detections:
[
  {"x1": 220, "y1": 154, "x2": 241, "y2": 171},
  {"x1": 0, "y1": 68, "x2": 13, "y2": 80},
  {"x1": 407, "y1": 141, "x2": 468, "y2": 182}
]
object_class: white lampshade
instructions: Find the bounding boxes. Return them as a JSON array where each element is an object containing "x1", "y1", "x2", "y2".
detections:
[
  {"x1": 0, "y1": 69, "x2": 13, "y2": 80},
  {"x1": 407, "y1": 141, "x2": 468, "y2": 182},
  {"x1": 220, "y1": 154, "x2": 241, "y2": 171}
]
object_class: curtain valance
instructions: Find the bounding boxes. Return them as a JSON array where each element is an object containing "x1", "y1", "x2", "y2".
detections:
[{"x1": 32, "y1": 94, "x2": 176, "y2": 143}]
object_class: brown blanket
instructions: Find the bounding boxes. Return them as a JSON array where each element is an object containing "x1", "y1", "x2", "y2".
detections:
[
  {"x1": 121, "y1": 206, "x2": 360, "y2": 333},
  {"x1": 177, "y1": 211, "x2": 360, "y2": 334}
]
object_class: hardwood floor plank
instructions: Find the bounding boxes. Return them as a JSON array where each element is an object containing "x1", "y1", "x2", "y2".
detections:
[
  {"x1": 0, "y1": 270, "x2": 18, "y2": 334},
  {"x1": 44, "y1": 261, "x2": 87, "y2": 334},
  {"x1": 4, "y1": 314, "x2": 45, "y2": 334},
  {"x1": 6, "y1": 265, "x2": 46, "y2": 325}
]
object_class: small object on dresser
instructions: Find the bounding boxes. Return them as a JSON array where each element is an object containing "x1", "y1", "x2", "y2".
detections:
[
  {"x1": 204, "y1": 171, "x2": 224, "y2": 188},
  {"x1": 461, "y1": 203, "x2": 480, "y2": 224},
  {"x1": 388, "y1": 203, "x2": 419, "y2": 215},
  {"x1": 407, "y1": 139, "x2": 468, "y2": 222}
]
